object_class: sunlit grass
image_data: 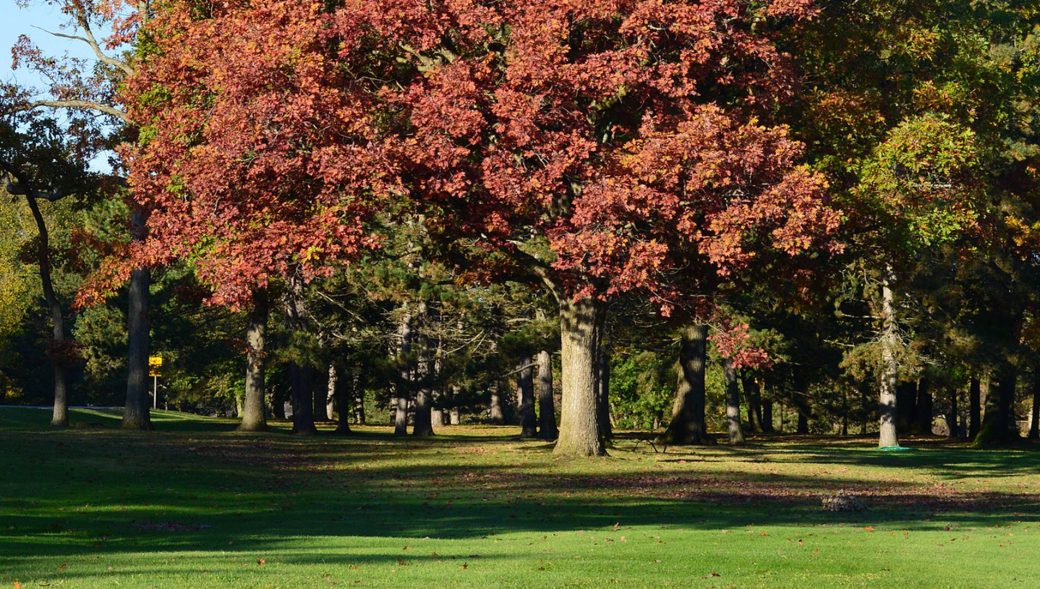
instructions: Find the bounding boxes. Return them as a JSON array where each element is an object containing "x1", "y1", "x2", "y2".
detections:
[{"x1": 1, "y1": 408, "x2": 1038, "y2": 588}]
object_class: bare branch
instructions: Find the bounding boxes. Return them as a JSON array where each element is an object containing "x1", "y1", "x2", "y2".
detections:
[
  {"x1": 62, "y1": 6, "x2": 136, "y2": 78},
  {"x1": 26, "y1": 99, "x2": 128, "y2": 122}
]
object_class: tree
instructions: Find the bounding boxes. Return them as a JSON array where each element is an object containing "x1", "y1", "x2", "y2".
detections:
[
  {"x1": 13, "y1": 0, "x2": 157, "y2": 430},
  {"x1": 0, "y1": 102, "x2": 95, "y2": 426},
  {"x1": 397, "y1": 0, "x2": 839, "y2": 456},
  {"x1": 99, "y1": 0, "x2": 413, "y2": 434},
  {"x1": 791, "y1": 0, "x2": 1040, "y2": 447}
]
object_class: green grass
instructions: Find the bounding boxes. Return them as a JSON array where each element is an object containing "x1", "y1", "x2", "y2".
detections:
[{"x1": 1, "y1": 408, "x2": 1039, "y2": 588}]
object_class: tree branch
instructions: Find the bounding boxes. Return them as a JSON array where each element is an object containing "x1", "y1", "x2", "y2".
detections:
[
  {"x1": 0, "y1": 160, "x2": 69, "y2": 202},
  {"x1": 44, "y1": 7, "x2": 135, "y2": 78},
  {"x1": 26, "y1": 99, "x2": 128, "y2": 122}
]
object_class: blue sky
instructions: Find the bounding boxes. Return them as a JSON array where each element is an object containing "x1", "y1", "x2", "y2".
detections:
[
  {"x1": 1, "y1": 1, "x2": 98, "y2": 90},
  {"x1": 2, "y1": 1, "x2": 115, "y2": 170}
]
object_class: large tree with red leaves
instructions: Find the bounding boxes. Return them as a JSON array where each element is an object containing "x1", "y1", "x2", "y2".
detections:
[
  {"x1": 117, "y1": 0, "x2": 839, "y2": 455},
  {"x1": 394, "y1": 0, "x2": 840, "y2": 455}
]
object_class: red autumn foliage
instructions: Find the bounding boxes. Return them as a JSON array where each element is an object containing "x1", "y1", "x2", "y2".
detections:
[
  {"x1": 91, "y1": 0, "x2": 839, "y2": 311},
  {"x1": 392, "y1": 0, "x2": 841, "y2": 310}
]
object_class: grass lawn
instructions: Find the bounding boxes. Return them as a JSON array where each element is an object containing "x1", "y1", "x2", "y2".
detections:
[{"x1": 1, "y1": 408, "x2": 1039, "y2": 588}]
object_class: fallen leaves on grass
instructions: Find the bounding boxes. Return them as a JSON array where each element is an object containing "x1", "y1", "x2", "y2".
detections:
[{"x1": 133, "y1": 521, "x2": 211, "y2": 532}]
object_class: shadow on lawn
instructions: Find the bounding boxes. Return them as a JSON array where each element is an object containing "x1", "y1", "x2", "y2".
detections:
[{"x1": 2, "y1": 420, "x2": 1040, "y2": 577}]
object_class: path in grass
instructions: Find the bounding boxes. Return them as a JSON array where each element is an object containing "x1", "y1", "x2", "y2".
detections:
[{"x1": 1, "y1": 408, "x2": 1039, "y2": 588}]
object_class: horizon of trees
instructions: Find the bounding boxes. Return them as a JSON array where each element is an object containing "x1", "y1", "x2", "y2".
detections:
[{"x1": 1, "y1": 0, "x2": 1039, "y2": 455}]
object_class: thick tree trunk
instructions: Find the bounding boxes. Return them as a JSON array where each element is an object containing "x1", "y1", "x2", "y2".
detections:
[
  {"x1": 413, "y1": 387, "x2": 434, "y2": 437},
  {"x1": 518, "y1": 357, "x2": 537, "y2": 438},
  {"x1": 536, "y1": 350, "x2": 558, "y2": 440},
  {"x1": 122, "y1": 209, "x2": 151, "y2": 430},
  {"x1": 976, "y1": 366, "x2": 1018, "y2": 445},
  {"x1": 661, "y1": 324, "x2": 709, "y2": 445},
  {"x1": 968, "y1": 376, "x2": 981, "y2": 439},
  {"x1": 238, "y1": 291, "x2": 268, "y2": 432},
  {"x1": 23, "y1": 194, "x2": 69, "y2": 428},
  {"x1": 1029, "y1": 370, "x2": 1040, "y2": 440},
  {"x1": 394, "y1": 395, "x2": 408, "y2": 435},
  {"x1": 596, "y1": 346, "x2": 613, "y2": 441},
  {"x1": 489, "y1": 380, "x2": 508, "y2": 424},
  {"x1": 878, "y1": 266, "x2": 899, "y2": 448},
  {"x1": 796, "y1": 407, "x2": 809, "y2": 434},
  {"x1": 723, "y1": 358, "x2": 745, "y2": 444},
  {"x1": 554, "y1": 297, "x2": 605, "y2": 457}
]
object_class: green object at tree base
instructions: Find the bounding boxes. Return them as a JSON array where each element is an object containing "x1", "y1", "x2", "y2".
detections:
[{"x1": 878, "y1": 445, "x2": 914, "y2": 452}]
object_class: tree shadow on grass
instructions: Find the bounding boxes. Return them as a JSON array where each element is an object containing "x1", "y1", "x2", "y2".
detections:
[{"x1": 2, "y1": 422, "x2": 1039, "y2": 578}]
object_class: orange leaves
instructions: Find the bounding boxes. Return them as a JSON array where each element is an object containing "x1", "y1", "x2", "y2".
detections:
[
  {"x1": 118, "y1": 0, "x2": 836, "y2": 311},
  {"x1": 119, "y1": 0, "x2": 402, "y2": 306}
]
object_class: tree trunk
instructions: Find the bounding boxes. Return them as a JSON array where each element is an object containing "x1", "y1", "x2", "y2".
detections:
[
  {"x1": 661, "y1": 324, "x2": 709, "y2": 445},
  {"x1": 1029, "y1": 369, "x2": 1040, "y2": 440},
  {"x1": 489, "y1": 382, "x2": 506, "y2": 424},
  {"x1": 272, "y1": 384, "x2": 286, "y2": 419},
  {"x1": 762, "y1": 400, "x2": 774, "y2": 433},
  {"x1": 23, "y1": 193, "x2": 69, "y2": 428},
  {"x1": 947, "y1": 387, "x2": 959, "y2": 439},
  {"x1": 878, "y1": 266, "x2": 899, "y2": 448},
  {"x1": 860, "y1": 387, "x2": 869, "y2": 435},
  {"x1": 122, "y1": 208, "x2": 151, "y2": 430},
  {"x1": 289, "y1": 362, "x2": 317, "y2": 434},
  {"x1": 536, "y1": 349, "x2": 558, "y2": 440},
  {"x1": 796, "y1": 406, "x2": 809, "y2": 434},
  {"x1": 596, "y1": 346, "x2": 613, "y2": 441},
  {"x1": 912, "y1": 378, "x2": 933, "y2": 435},
  {"x1": 413, "y1": 388, "x2": 434, "y2": 437},
  {"x1": 841, "y1": 388, "x2": 849, "y2": 436},
  {"x1": 352, "y1": 370, "x2": 366, "y2": 425},
  {"x1": 394, "y1": 395, "x2": 409, "y2": 435},
  {"x1": 285, "y1": 279, "x2": 316, "y2": 434},
  {"x1": 238, "y1": 290, "x2": 268, "y2": 432},
  {"x1": 395, "y1": 308, "x2": 412, "y2": 436},
  {"x1": 554, "y1": 297, "x2": 605, "y2": 457},
  {"x1": 412, "y1": 302, "x2": 435, "y2": 437},
  {"x1": 741, "y1": 375, "x2": 763, "y2": 433},
  {"x1": 518, "y1": 357, "x2": 537, "y2": 438},
  {"x1": 723, "y1": 358, "x2": 745, "y2": 444},
  {"x1": 313, "y1": 362, "x2": 331, "y2": 422},
  {"x1": 968, "y1": 376, "x2": 981, "y2": 439},
  {"x1": 976, "y1": 366, "x2": 1018, "y2": 445},
  {"x1": 896, "y1": 381, "x2": 917, "y2": 434},
  {"x1": 326, "y1": 365, "x2": 337, "y2": 423},
  {"x1": 335, "y1": 366, "x2": 352, "y2": 434}
]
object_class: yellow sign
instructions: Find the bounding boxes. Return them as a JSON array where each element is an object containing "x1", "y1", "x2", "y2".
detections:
[{"x1": 149, "y1": 356, "x2": 163, "y2": 377}]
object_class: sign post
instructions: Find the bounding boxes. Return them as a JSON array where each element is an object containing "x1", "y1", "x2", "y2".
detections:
[{"x1": 148, "y1": 356, "x2": 163, "y2": 409}]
